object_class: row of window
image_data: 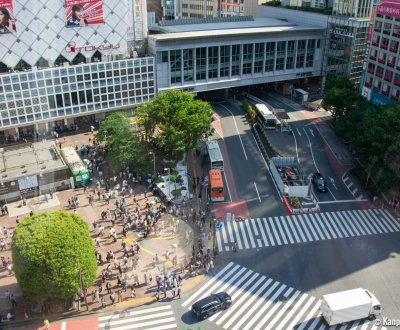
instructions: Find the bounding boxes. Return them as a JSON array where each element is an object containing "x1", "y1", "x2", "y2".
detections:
[
  {"x1": 364, "y1": 77, "x2": 399, "y2": 102},
  {"x1": 367, "y1": 62, "x2": 400, "y2": 85},
  {"x1": 160, "y1": 40, "x2": 319, "y2": 84},
  {"x1": 0, "y1": 96, "x2": 153, "y2": 128},
  {"x1": 369, "y1": 48, "x2": 400, "y2": 68}
]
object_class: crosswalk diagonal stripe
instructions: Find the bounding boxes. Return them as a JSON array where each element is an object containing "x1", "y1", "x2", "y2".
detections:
[
  {"x1": 98, "y1": 311, "x2": 173, "y2": 327},
  {"x1": 193, "y1": 266, "x2": 249, "y2": 308},
  {"x1": 213, "y1": 272, "x2": 261, "y2": 324},
  {"x1": 369, "y1": 210, "x2": 393, "y2": 233},
  {"x1": 330, "y1": 212, "x2": 350, "y2": 237},
  {"x1": 251, "y1": 219, "x2": 262, "y2": 247},
  {"x1": 318, "y1": 213, "x2": 337, "y2": 238},
  {"x1": 308, "y1": 213, "x2": 326, "y2": 240},
  {"x1": 101, "y1": 317, "x2": 176, "y2": 330},
  {"x1": 292, "y1": 215, "x2": 308, "y2": 242},
  {"x1": 275, "y1": 216, "x2": 288, "y2": 245},
  {"x1": 182, "y1": 262, "x2": 235, "y2": 308},
  {"x1": 144, "y1": 324, "x2": 178, "y2": 330},
  {"x1": 217, "y1": 226, "x2": 223, "y2": 252},
  {"x1": 221, "y1": 222, "x2": 229, "y2": 251},
  {"x1": 295, "y1": 300, "x2": 321, "y2": 330},
  {"x1": 325, "y1": 212, "x2": 344, "y2": 238},
  {"x1": 231, "y1": 280, "x2": 280, "y2": 330},
  {"x1": 232, "y1": 220, "x2": 243, "y2": 249},
  {"x1": 336, "y1": 211, "x2": 355, "y2": 236},
  {"x1": 312, "y1": 213, "x2": 331, "y2": 240},
  {"x1": 335, "y1": 212, "x2": 353, "y2": 237},
  {"x1": 280, "y1": 216, "x2": 295, "y2": 243},
  {"x1": 275, "y1": 293, "x2": 309, "y2": 330},
  {"x1": 255, "y1": 218, "x2": 269, "y2": 246},
  {"x1": 260, "y1": 217, "x2": 274, "y2": 246},
  {"x1": 285, "y1": 296, "x2": 316, "y2": 330},
  {"x1": 285, "y1": 216, "x2": 301, "y2": 243},
  {"x1": 245, "y1": 220, "x2": 256, "y2": 248},
  {"x1": 302, "y1": 214, "x2": 319, "y2": 240},
  {"x1": 378, "y1": 208, "x2": 400, "y2": 230},
  {"x1": 268, "y1": 217, "x2": 281, "y2": 245},
  {"x1": 239, "y1": 221, "x2": 250, "y2": 249},
  {"x1": 255, "y1": 289, "x2": 300, "y2": 330},
  {"x1": 340, "y1": 210, "x2": 361, "y2": 236},
  {"x1": 357, "y1": 210, "x2": 381, "y2": 234},
  {"x1": 371, "y1": 209, "x2": 396, "y2": 232},
  {"x1": 376, "y1": 209, "x2": 400, "y2": 231},
  {"x1": 347, "y1": 210, "x2": 367, "y2": 235},
  {"x1": 363, "y1": 209, "x2": 386, "y2": 233},
  {"x1": 352, "y1": 210, "x2": 373, "y2": 235},
  {"x1": 296, "y1": 214, "x2": 313, "y2": 241},
  {"x1": 226, "y1": 220, "x2": 236, "y2": 243},
  {"x1": 242, "y1": 283, "x2": 287, "y2": 330},
  {"x1": 99, "y1": 305, "x2": 172, "y2": 321},
  {"x1": 222, "y1": 277, "x2": 271, "y2": 328}
]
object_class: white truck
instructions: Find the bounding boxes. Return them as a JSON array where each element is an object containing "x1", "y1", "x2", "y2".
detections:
[{"x1": 320, "y1": 288, "x2": 382, "y2": 326}]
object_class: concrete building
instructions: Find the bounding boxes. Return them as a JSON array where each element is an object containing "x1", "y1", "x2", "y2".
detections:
[
  {"x1": 362, "y1": 0, "x2": 400, "y2": 104},
  {"x1": 148, "y1": 16, "x2": 326, "y2": 93},
  {"x1": 0, "y1": 0, "x2": 154, "y2": 141}
]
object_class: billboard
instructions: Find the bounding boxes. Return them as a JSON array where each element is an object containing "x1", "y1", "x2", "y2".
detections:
[
  {"x1": 65, "y1": 0, "x2": 104, "y2": 27},
  {"x1": 0, "y1": 0, "x2": 16, "y2": 34},
  {"x1": 377, "y1": 0, "x2": 400, "y2": 18}
]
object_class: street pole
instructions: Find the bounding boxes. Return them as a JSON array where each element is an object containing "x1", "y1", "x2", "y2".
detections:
[{"x1": 149, "y1": 152, "x2": 156, "y2": 175}]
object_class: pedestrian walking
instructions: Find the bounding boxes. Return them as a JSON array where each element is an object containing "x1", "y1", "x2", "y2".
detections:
[
  {"x1": 177, "y1": 287, "x2": 181, "y2": 299},
  {"x1": 110, "y1": 292, "x2": 116, "y2": 305},
  {"x1": 117, "y1": 290, "x2": 123, "y2": 303},
  {"x1": 131, "y1": 287, "x2": 136, "y2": 298},
  {"x1": 101, "y1": 296, "x2": 106, "y2": 308},
  {"x1": 155, "y1": 290, "x2": 160, "y2": 301},
  {"x1": 43, "y1": 319, "x2": 50, "y2": 329},
  {"x1": 106, "y1": 282, "x2": 112, "y2": 294}
]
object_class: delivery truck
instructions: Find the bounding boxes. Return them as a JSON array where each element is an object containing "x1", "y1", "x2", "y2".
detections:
[{"x1": 320, "y1": 288, "x2": 382, "y2": 326}]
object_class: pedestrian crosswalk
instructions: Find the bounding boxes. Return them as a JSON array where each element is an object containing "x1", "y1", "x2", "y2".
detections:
[
  {"x1": 216, "y1": 209, "x2": 400, "y2": 252},
  {"x1": 182, "y1": 262, "x2": 386, "y2": 330},
  {"x1": 98, "y1": 305, "x2": 177, "y2": 330}
]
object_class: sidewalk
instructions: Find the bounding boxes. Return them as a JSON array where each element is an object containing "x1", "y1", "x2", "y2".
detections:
[{"x1": 0, "y1": 130, "x2": 210, "y2": 328}]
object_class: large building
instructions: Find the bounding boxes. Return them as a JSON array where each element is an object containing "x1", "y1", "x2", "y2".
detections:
[
  {"x1": 0, "y1": 0, "x2": 153, "y2": 141},
  {"x1": 362, "y1": 0, "x2": 400, "y2": 104},
  {"x1": 148, "y1": 16, "x2": 326, "y2": 93}
]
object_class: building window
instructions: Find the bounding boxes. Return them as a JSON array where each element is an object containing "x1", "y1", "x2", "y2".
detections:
[
  {"x1": 170, "y1": 50, "x2": 182, "y2": 84},
  {"x1": 276, "y1": 41, "x2": 285, "y2": 71},
  {"x1": 208, "y1": 46, "x2": 218, "y2": 79},
  {"x1": 265, "y1": 42, "x2": 275, "y2": 72},
  {"x1": 242, "y1": 44, "x2": 253, "y2": 75},
  {"x1": 220, "y1": 46, "x2": 230, "y2": 77},
  {"x1": 286, "y1": 41, "x2": 295, "y2": 70},
  {"x1": 231, "y1": 45, "x2": 240, "y2": 76},
  {"x1": 254, "y1": 43, "x2": 264, "y2": 74},
  {"x1": 183, "y1": 49, "x2": 193, "y2": 82},
  {"x1": 306, "y1": 40, "x2": 315, "y2": 68}
]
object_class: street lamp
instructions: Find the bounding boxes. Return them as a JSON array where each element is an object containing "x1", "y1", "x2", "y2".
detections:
[{"x1": 149, "y1": 152, "x2": 156, "y2": 175}]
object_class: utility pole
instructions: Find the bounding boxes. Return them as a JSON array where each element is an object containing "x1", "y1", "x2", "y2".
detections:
[{"x1": 79, "y1": 269, "x2": 89, "y2": 312}]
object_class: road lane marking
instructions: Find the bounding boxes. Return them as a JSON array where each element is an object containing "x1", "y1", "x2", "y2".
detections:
[{"x1": 254, "y1": 182, "x2": 261, "y2": 203}]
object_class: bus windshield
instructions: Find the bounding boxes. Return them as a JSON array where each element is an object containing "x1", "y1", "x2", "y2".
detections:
[
  {"x1": 206, "y1": 140, "x2": 224, "y2": 171},
  {"x1": 209, "y1": 169, "x2": 224, "y2": 202}
]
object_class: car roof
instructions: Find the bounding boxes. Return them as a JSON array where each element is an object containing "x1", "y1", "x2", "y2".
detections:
[{"x1": 193, "y1": 294, "x2": 218, "y2": 308}]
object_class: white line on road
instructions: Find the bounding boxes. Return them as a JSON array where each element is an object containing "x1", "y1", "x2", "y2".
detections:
[
  {"x1": 303, "y1": 127, "x2": 319, "y2": 173},
  {"x1": 218, "y1": 103, "x2": 248, "y2": 160},
  {"x1": 296, "y1": 128, "x2": 302, "y2": 137},
  {"x1": 293, "y1": 127, "x2": 300, "y2": 165},
  {"x1": 317, "y1": 199, "x2": 369, "y2": 204},
  {"x1": 254, "y1": 182, "x2": 261, "y2": 203},
  {"x1": 308, "y1": 127, "x2": 315, "y2": 137},
  {"x1": 61, "y1": 321, "x2": 66, "y2": 330},
  {"x1": 223, "y1": 170, "x2": 233, "y2": 203},
  {"x1": 252, "y1": 135, "x2": 282, "y2": 201}
]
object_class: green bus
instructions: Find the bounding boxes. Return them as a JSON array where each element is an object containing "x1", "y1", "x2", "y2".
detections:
[{"x1": 61, "y1": 147, "x2": 90, "y2": 188}]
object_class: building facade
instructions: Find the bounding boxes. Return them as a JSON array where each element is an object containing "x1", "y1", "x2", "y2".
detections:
[
  {"x1": 362, "y1": 0, "x2": 400, "y2": 104},
  {"x1": 148, "y1": 18, "x2": 325, "y2": 93},
  {"x1": 0, "y1": 0, "x2": 154, "y2": 139}
]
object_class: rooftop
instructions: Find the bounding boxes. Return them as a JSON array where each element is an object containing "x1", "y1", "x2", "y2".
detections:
[
  {"x1": 0, "y1": 142, "x2": 67, "y2": 181},
  {"x1": 149, "y1": 17, "x2": 324, "y2": 41}
]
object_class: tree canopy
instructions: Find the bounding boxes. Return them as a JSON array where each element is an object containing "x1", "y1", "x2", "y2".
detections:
[
  {"x1": 96, "y1": 112, "x2": 152, "y2": 174},
  {"x1": 322, "y1": 76, "x2": 400, "y2": 196},
  {"x1": 136, "y1": 90, "x2": 214, "y2": 159},
  {"x1": 11, "y1": 211, "x2": 97, "y2": 302}
]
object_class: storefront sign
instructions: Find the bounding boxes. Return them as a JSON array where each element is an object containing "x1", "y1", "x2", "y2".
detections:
[{"x1": 65, "y1": 41, "x2": 120, "y2": 52}]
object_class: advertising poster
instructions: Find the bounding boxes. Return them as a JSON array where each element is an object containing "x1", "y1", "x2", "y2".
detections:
[
  {"x1": 0, "y1": 0, "x2": 16, "y2": 34},
  {"x1": 377, "y1": 0, "x2": 400, "y2": 18},
  {"x1": 65, "y1": 0, "x2": 104, "y2": 28}
]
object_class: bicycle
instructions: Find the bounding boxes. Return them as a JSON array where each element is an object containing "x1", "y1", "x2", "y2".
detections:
[{"x1": 234, "y1": 216, "x2": 245, "y2": 222}]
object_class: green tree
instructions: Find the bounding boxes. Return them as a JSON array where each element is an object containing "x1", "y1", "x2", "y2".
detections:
[
  {"x1": 96, "y1": 112, "x2": 152, "y2": 174},
  {"x1": 137, "y1": 90, "x2": 213, "y2": 159},
  {"x1": 11, "y1": 211, "x2": 97, "y2": 302}
]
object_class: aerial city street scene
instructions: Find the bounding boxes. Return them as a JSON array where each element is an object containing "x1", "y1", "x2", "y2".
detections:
[{"x1": 0, "y1": 0, "x2": 399, "y2": 329}]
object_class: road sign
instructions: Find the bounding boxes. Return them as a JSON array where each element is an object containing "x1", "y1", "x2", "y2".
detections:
[{"x1": 215, "y1": 222, "x2": 223, "y2": 230}]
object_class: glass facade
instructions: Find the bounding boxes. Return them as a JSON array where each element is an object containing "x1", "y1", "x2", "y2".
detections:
[
  {"x1": 157, "y1": 38, "x2": 321, "y2": 86},
  {"x1": 0, "y1": 58, "x2": 155, "y2": 129}
]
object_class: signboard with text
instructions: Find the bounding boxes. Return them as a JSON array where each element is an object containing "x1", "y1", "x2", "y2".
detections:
[
  {"x1": 0, "y1": 0, "x2": 16, "y2": 34},
  {"x1": 65, "y1": 0, "x2": 104, "y2": 28},
  {"x1": 377, "y1": 0, "x2": 400, "y2": 18}
]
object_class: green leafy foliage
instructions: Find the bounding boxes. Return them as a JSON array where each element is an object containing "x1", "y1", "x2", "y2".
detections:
[
  {"x1": 323, "y1": 76, "x2": 400, "y2": 195},
  {"x1": 11, "y1": 211, "x2": 97, "y2": 302},
  {"x1": 96, "y1": 112, "x2": 152, "y2": 174},
  {"x1": 137, "y1": 90, "x2": 213, "y2": 159}
]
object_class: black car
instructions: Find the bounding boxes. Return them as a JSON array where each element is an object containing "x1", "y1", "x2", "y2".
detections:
[
  {"x1": 312, "y1": 172, "x2": 327, "y2": 192},
  {"x1": 192, "y1": 292, "x2": 232, "y2": 320}
]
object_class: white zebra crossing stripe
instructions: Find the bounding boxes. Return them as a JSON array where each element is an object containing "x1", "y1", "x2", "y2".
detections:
[
  {"x1": 296, "y1": 301, "x2": 321, "y2": 330},
  {"x1": 285, "y1": 296, "x2": 316, "y2": 330},
  {"x1": 275, "y1": 293, "x2": 309, "y2": 330},
  {"x1": 98, "y1": 305, "x2": 177, "y2": 330},
  {"x1": 216, "y1": 209, "x2": 400, "y2": 252},
  {"x1": 181, "y1": 262, "x2": 235, "y2": 308}
]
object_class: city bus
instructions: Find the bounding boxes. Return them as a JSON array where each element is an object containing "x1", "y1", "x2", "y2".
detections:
[
  {"x1": 255, "y1": 103, "x2": 278, "y2": 130},
  {"x1": 206, "y1": 140, "x2": 224, "y2": 171},
  {"x1": 61, "y1": 147, "x2": 90, "y2": 188},
  {"x1": 209, "y1": 169, "x2": 224, "y2": 202}
]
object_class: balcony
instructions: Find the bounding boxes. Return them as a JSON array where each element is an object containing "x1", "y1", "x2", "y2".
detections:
[
  {"x1": 390, "y1": 94, "x2": 399, "y2": 101},
  {"x1": 373, "y1": 85, "x2": 381, "y2": 91},
  {"x1": 364, "y1": 81, "x2": 372, "y2": 87},
  {"x1": 376, "y1": 71, "x2": 383, "y2": 78},
  {"x1": 388, "y1": 61, "x2": 395, "y2": 67},
  {"x1": 390, "y1": 47, "x2": 398, "y2": 52},
  {"x1": 370, "y1": 55, "x2": 376, "y2": 60},
  {"x1": 372, "y1": 41, "x2": 379, "y2": 46},
  {"x1": 381, "y1": 43, "x2": 388, "y2": 49},
  {"x1": 384, "y1": 75, "x2": 392, "y2": 82},
  {"x1": 394, "y1": 79, "x2": 400, "y2": 86},
  {"x1": 382, "y1": 90, "x2": 389, "y2": 96},
  {"x1": 378, "y1": 58, "x2": 386, "y2": 63},
  {"x1": 368, "y1": 68, "x2": 375, "y2": 73}
]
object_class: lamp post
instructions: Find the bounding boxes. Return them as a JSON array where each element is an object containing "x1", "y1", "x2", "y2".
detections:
[{"x1": 149, "y1": 152, "x2": 156, "y2": 175}]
